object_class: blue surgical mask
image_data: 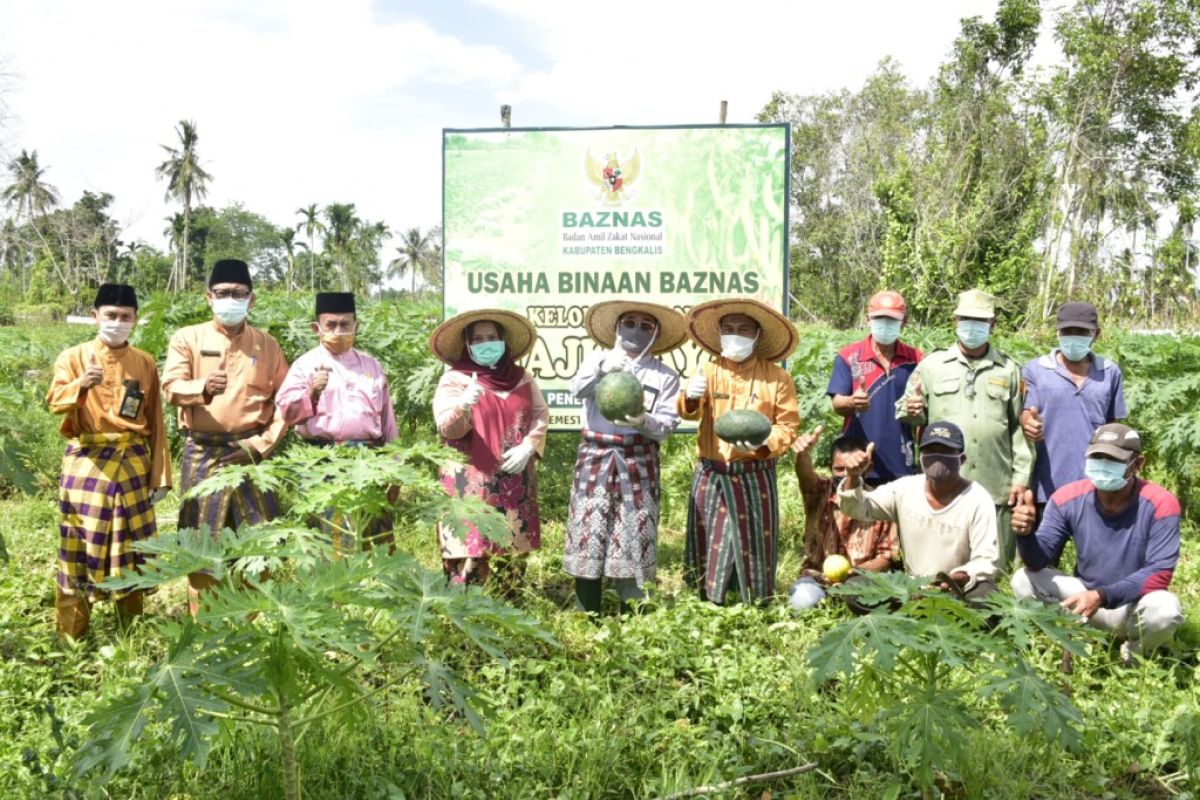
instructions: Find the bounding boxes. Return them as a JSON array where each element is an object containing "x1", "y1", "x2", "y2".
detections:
[
  {"x1": 213, "y1": 297, "x2": 250, "y2": 327},
  {"x1": 956, "y1": 319, "x2": 991, "y2": 350},
  {"x1": 1085, "y1": 458, "x2": 1130, "y2": 492},
  {"x1": 1059, "y1": 334, "x2": 1093, "y2": 362},
  {"x1": 469, "y1": 340, "x2": 506, "y2": 367},
  {"x1": 870, "y1": 318, "x2": 902, "y2": 345}
]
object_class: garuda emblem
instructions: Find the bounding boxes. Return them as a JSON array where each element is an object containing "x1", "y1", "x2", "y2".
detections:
[{"x1": 585, "y1": 148, "x2": 641, "y2": 204}]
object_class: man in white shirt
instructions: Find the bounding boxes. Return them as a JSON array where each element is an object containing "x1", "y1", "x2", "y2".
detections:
[{"x1": 837, "y1": 420, "x2": 1001, "y2": 602}]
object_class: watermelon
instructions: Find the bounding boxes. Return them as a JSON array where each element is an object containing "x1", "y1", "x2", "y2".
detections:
[
  {"x1": 596, "y1": 371, "x2": 644, "y2": 422},
  {"x1": 714, "y1": 409, "x2": 772, "y2": 444}
]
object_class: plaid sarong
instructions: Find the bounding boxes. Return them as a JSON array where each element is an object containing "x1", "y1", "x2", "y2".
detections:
[
  {"x1": 685, "y1": 458, "x2": 779, "y2": 605},
  {"x1": 564, "y1": 430, "x2": 661, "y2": 586},
  {"x1": 58, "y1": 432, "x2": 156, "y2": 600},
  {"x1": 178, "y1": 429, "x2": 279, "y2": 535}
]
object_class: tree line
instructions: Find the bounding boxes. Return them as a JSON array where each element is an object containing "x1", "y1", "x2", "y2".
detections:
[
  {"x1": 3, "y1": 0, "x2": 1199, "y2": 326},
  {"x1": 760, "y1": 0, "x2": 1200, "y2": 328},
  {"x1": 1, "y1": 121, "x2": 440, "y2": 314}
]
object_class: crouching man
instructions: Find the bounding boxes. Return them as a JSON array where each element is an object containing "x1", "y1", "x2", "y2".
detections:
[
  {"x1": 837, "y1": 421, "x2": 1000, "y2": 605},
  {"x1": 1011, "y1": 423, "x2": 1184, "y2": 663}
]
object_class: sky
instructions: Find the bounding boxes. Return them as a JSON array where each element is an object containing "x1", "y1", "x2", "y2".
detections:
[{"x1": 0, "y1": 0, "x2": 1033, "y2": 257}]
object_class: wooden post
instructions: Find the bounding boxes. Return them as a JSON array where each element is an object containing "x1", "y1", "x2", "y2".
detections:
[
  {"x1": 719, "y1": 100, "x2": 728, "y2": 124},
  {"x1": 501, "y1": 105, "x2": 512, "y2": 128}
]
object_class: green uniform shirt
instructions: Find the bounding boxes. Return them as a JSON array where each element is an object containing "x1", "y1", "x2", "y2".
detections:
[{"x1": 896, "y1": 345, "x2": 1034, "y2": 504}]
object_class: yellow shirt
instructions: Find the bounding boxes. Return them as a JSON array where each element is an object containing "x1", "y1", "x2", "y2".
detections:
[
  {"x1": 161, "y1": 320, "x2": 289, "y2": 457},
  {"x1": 47, "y1": 338, "x2": 172, "y2": 489},
  {"x1": 678, "y1": 356, "x2": 800, "y2": 462}
]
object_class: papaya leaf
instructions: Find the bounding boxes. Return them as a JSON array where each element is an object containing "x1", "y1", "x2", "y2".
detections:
[{"x1": 979, "y1": 659, "x2": 1083, "y2": 751}]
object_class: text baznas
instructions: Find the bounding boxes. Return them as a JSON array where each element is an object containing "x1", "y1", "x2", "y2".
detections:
[
  {"x1": 467, "y1": 270, "x2": 760, "y2": 294},
  {"x1": 561, "y1": 210, "x2": 663, "y2": 228}
]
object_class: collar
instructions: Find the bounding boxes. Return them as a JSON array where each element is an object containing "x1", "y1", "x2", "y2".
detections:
[
  {"x1": 1037, "y1": 349, "x2": 1108, "y2": 373},
  {"x1": 716, "y1": 355, "x2": 764, "y2": 375},
  {"x1": 847, "y1": 334, "x2": 919, "y2": 367},
  {"x1": 948, "y1": 344, "x2": 999, "y2": 366},
  {"x1": 210, "y1": 318, "x2": 251, "y2": 340}
]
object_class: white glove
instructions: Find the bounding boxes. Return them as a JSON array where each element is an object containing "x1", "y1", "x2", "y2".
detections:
[
  {"x1": 685, "y1": 372, "x2": 707, "y2": 400},
  {"x1": 601, "y1": 348, "x2": 630, "y2": 374},
  {"x1": 499, "y1": 441, "x2": 536, "y2": 474},
  {"x1": 732, "y1": 438, "x2": 766, "y2": 452},
  {"x1": 151, "y1": 487, "x2": 171, "y2": 505},
  {"x1": 459, "y1": 372, "x2": 484, "y2": 411},
  {"x1": 614, "y1": 411, "x2": 647, "y2": 429}
]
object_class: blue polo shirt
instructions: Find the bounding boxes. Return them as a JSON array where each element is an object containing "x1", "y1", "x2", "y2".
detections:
[
  {"x1": 1022, "y1": 350, "x2": 1126, "y2": 502},
  {"x1": 827, "y1": 335, "x2": 922, "y2": 483},
  {"x1": 1017, "y1": 479, "x2": 1179, "y2": 609}
]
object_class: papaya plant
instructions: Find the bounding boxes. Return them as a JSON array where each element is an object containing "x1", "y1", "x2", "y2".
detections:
[
  {"x1": 72, "y1": 442, "x2": 550, "y2": 800},
  {"x1": 810, "y1": 572, "x2": 1103, "y2": 797}
]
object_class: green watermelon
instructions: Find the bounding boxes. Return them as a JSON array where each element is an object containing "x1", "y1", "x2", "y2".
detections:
[
  {"x1": 595, "y1": 371, "x2": 644, "y2": 422},
  {"x1": 714, "y1": 409, "x2": 772, "y2": 444}
]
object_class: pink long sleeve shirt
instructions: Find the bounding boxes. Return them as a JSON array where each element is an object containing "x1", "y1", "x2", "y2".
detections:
[{"x1": 276, "y1": 345, "x2": 398, "y2": 444}]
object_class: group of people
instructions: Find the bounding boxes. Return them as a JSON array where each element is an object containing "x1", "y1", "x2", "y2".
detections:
[{"x1": 47, "y1": 262, "x2": 1184, "y2": 662}]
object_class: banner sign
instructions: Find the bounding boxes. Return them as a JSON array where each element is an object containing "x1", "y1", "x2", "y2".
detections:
[{"x1": 442, "y1": 124, "x2": 790, "y2": 430}]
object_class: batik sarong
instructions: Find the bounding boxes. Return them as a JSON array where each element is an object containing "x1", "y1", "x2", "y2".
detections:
[
  {"x1": 57, "y1": 432, "x2": 155, "y2": 600},
  {"x1": 178, "y1": 429, "x2": 279, "y2": 535},
  {"x1": 564, "y1": 430, "x2": 661, "y2": 587},
  {"x1": 685, "y1": 457, "x2": 779, "y2": 604}
]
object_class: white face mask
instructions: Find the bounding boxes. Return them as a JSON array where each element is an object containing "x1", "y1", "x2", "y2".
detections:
[
  {"x1": 720, "y1": 332, "x2": 759, "y2": 362},
  {"x1": 213, "y1": 297, "x2": 250, "y2": 327},
  {"x1": 98, "y1": 320, "x2": 133, "y2": 346}
]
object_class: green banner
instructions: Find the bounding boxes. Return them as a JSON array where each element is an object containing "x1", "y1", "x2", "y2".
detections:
[{"x1": 442, "y1": 124, "x2": 790, "y2": 430}]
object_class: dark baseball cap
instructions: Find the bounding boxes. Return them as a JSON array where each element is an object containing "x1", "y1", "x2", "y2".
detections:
[
  {"x1": 1056, "y1": 301, "x2": 1099, "y2": 333},
  {"x1": 1086, "y1": 423, "x2": 1141, "y2": 463},
  {"x1": 920, "y1": 421, "x2": 965, "y2": 452}
]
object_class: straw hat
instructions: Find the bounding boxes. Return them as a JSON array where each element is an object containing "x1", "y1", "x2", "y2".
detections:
[
  {"x1": 428, "y1": 308, "x2": 538, "y2": 364},
  {"x1": 686, "y1": 297, "x2": 798, "y2": 362},
  {"x1": 584, "y1": 300, "x2": 689, "y2": 355}
]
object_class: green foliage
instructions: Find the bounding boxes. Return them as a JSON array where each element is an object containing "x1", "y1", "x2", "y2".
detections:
[
  {"x1": 74, "y1": 443, "x2": 554, "y2": 798},
  {"x1": 814, "y1": 573, "x2": 1099, "y2": 792}
]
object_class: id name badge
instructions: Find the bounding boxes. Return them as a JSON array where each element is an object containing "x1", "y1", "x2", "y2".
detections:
[{"x1": 119, "y1": 379, "x2": 144, "y2": 420}]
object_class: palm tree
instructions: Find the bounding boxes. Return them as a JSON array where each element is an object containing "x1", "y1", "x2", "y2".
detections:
[
  {"x1": 155, "y1": 120, "x2": 212, "y2": 292},
  {"x1": 295, "y1": 203, "x2": 325, "y2": 292},
  {"x1": 387, "y1": 227, "x2": 434, "y2": 296},
  {"x1": 2, "y1": 149, "x2": 60, "y2": 292},
  {"x1": 279, "y1": 226, "x2": 299, "y2": 292},
  {"x1": 323, "y1": 203, "x2": 359, "y2": 290}
]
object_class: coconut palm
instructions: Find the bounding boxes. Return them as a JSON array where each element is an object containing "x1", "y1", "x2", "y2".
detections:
[
  {"x1": 387, "y1": 227, "x2": 434, "y2": 296},
  {"x1": 155, "y1": 120, "x2": 212, "y2": 292},
  {"x1": 295, "y1": 203, "x2": 325, "y2": 292},
  {"x1": 279, "y1": 226, "x2": 299, "y2": 292},
  {"x1": 323, "y1": 203, "x2": 360, "y2": 289},
  {"x1": 2, "y1": 149, "x2": 60, "y2": 291}
]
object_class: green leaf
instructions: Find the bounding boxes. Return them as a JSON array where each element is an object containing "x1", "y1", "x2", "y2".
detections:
[{"x1": 979, "y1": 658, "x2": 1083, "y2": 750}]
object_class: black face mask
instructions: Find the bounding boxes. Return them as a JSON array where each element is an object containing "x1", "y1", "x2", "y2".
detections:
[{"x1": 921, "y1": 452, "x2": 962, "y2": 481}]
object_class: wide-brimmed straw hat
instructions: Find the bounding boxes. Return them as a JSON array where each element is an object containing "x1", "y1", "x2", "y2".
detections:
[
  {"x1": 584, "y1": 300, "x2": 689, "y2": 355},
  {"x1": 686, "y1": 297, "x2": 798, "y2": 362},
  {"x1": 428, "y1": 308, "x2": 538, "y2": 364}
]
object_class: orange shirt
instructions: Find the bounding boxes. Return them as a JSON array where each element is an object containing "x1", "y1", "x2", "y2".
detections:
[
  {"x1": 161, "y1": 320, "x2": 289, "y2": 457},
  {"x1": 47, "y1": 338, "x2": 171, "y2": 489},
  {"x1": 678, "y1": 356, "x2": 800, "y2": 462}
]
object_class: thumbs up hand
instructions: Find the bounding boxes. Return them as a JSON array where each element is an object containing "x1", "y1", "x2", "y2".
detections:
[
  {"x1": 790, "y1": 424, "x2": 825, "y2": 457},
  {"x1": 1021, "y1": 407, "x2": 1045, "y2": 442},
  {"x1": 1012, "y1": 488, "x2": 1038, "y2": 536},
  {"x1": 81, "y1": 353, "x2": 104, "y2": 388},
  {"x1": 310, "y1": 366, "x2": 331, "y2": 400},
  {"x1": 459, "y1": 372, "x2": 484, "y2": 411},
  {"x1": 205, "y1": 355, "x2": 229, "y2": 398},
  {"x1": 844, "y1": 442, "x2": 875, "y2": 483},
  {"x1": 905, "y1": 373, "x2": 925, "y2": 417}
]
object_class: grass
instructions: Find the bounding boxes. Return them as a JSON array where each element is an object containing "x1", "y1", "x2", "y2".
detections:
[{"x1": 1, "y1": 477, "x2": 1197, "y2": 799}]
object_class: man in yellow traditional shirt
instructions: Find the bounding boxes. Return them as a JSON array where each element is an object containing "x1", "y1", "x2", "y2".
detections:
[
  {"x1": 161, "y1": 259, "x2": 289, "y2": 611},
  {"x1": 47, "y1": 284, "x2": 171, "y2": 639},
  {"x1": 679, "y1": 298, "x2": 801, "y2": 604}
]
